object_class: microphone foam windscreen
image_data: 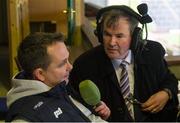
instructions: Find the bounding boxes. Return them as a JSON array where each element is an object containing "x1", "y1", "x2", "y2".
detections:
[
  {"x1": 79, "y1": 80, "x2": 101, "y2": 106},
  {"x1": 137, "y1": 3, "x2": 148, "y2": 15},
  {"x1": 137, "y1": 3, "x2": 153, "y2": 23}
]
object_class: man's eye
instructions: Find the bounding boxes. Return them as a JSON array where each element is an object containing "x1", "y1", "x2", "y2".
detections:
[
  {"x1": 58, "y1": 61, "x2": 66, "y2": 67},
  {"x1": 116, "y1": 35, "x2": 123, "y2": 38}
]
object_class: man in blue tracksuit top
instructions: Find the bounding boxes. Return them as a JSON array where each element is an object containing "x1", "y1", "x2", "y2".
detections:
[{"x1": 5, "y1": 32, "x2": 110, "y2": 122}]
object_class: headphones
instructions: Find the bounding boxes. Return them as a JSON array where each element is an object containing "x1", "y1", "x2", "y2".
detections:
[{"x1": 94, "y1": 3, "x2": 152, "y2": 53}]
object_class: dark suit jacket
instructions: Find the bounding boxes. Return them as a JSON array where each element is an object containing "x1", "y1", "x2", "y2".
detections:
[{"x1": 69, "y1": 41, "x2": 179, "y2": 122}]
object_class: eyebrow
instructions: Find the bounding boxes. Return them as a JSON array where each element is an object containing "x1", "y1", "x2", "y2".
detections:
[{"x1": 104, "y1": 30, "x2": 123, "y2": 36}]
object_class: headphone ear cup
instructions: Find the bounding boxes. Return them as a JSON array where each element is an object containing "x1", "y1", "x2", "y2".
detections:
[
  {"x1": 95, "y1": 21, "x2": 103, "y2": 43},
  {"x1": 130, "y1": 27, "x2": 142, "y2": 53}
]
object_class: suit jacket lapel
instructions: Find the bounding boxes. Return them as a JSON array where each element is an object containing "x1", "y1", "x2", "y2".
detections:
[{"x1": 97, "y1": 46, "x2": 123, "y2": 94}]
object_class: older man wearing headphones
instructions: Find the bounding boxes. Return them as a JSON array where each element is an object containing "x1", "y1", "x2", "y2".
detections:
[{"x1": 70, "y1": 4, "x2": 179, "y2": 122}]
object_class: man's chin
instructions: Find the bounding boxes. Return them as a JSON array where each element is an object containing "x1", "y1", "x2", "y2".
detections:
[
  {"x1": 107, "y1": 52, "x2": 128, "y2": 59},
  {"x1": 107, "y1": 53, "x2": 119, "y2": 59}
]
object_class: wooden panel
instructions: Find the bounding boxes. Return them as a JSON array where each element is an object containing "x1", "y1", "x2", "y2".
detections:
[
  {"x1": 8, "y1": 0, "x2": 30, "y2": 77},
  {"x1": 29, "y1": 0, "x2": 67, "y2": 35},
  {"x1": 29, "y1": 0, "x2": 67, "y2": 21}
]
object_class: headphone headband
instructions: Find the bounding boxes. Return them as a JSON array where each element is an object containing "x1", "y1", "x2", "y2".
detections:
[
  {"x1": 96, "y1": 5, "x2": 142, "y2": 24},
  {"x1": 96, "y1": 4, "x2": 152, "y2": 25}
]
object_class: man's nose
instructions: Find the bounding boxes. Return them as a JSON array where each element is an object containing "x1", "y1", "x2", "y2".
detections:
[
  {"x1": 109, "y1": 36, "x2": 117, "y2": 45},
  {"x1": 67, "y1": 61, "x2": 73, "y2": 71}
]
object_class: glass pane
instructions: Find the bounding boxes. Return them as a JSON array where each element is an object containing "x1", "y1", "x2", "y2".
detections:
[{"x1": 140, "y1": 0, "x2": 180, "y2": 56}]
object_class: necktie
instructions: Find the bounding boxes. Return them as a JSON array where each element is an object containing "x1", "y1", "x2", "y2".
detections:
[{"x1": 119, "y1": 61, "x2": 133, "y2": 117}]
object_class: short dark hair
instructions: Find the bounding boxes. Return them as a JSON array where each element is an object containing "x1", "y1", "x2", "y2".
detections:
[
  {"x1": 102, "y1": 9, "x2": 139, "y2": 35},
  {"x1": 17, "y1": 32, "x2": 65, "y2": 75}
]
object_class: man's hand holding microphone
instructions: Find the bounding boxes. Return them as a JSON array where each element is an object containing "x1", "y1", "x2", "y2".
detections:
[{"x1": 79, "y1": 80, "x2": 111, "y2": 120}]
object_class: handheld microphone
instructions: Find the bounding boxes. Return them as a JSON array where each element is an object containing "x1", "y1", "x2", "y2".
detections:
[{"x1": 79, "y1": 80, "x2": 101, "y2": 106}]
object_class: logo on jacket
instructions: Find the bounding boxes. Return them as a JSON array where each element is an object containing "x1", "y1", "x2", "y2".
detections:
[
  {"x1": 54, "y1": 107, "x2": 63, "y2": 118},
  {"x1": 33, "y1": 101, "x2": 44, "y2": 110}
]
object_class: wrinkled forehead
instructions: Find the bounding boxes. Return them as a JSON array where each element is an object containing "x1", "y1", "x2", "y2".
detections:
[
  {"x1": 103, "y1": 11, "x2": 129, "y2": 28},
  {"x1": 104, "y1": 16, "x2": 130, "y2": 30}
]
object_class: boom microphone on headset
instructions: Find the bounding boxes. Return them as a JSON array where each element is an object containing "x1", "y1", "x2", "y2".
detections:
[
  {"x1": 137, "y1": 3, "x2": 148, "y2": 15},
  {"x1": 79, "y1": 80, "x2": 101, "y2": 106},
  {"x1": 137, "y1": 3, "x2": 152, "y2": 24}
]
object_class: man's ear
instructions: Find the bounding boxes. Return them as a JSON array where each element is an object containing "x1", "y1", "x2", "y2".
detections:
[{"x1": 33, "y1": 68, "x2": 45, "y2": 81}]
